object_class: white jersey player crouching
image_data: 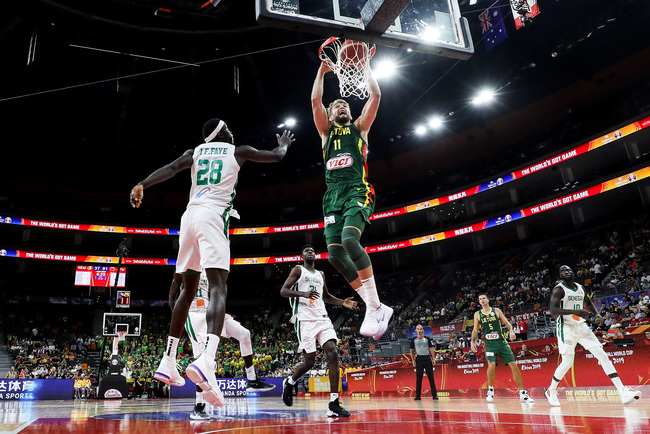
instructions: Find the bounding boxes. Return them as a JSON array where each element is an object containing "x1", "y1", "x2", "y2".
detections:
[{"x1": 545, "y1": 265, "x2": 642, "y2": 407}]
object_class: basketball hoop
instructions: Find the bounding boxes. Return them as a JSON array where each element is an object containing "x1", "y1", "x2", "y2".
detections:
[
  {"x1": 117, "y1": 330, "x2": 127, "y2": 342},
  {"x1": 319, "y1": 37, "x2": 376, "y2": 100}
]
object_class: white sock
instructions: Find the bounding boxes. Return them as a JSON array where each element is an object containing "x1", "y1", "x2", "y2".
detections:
[
  {"x1": 360, "y1": 276, "x2": 381, "y2": 310},
  {"x1": 549, "y1": 378, "x2": 560, "y2": 390},
  {"x1": 246, "y1": 365, "x2": 256, "y2": 381},
  {"x1": 196, "y1": 391, "x2": 205, "y2": 404},
  {"x1": 165, "y1": 336, "x2": 179, "y2": 359},
  {"x1": 611, "y1": 376, "x2": 625, "y2": 393},
  {"x1": 330, "y1": 392, "x2": 339, "y2": 402},
  {"x1": 203, "y1": 334, "x2": 220, "y2": 361}
]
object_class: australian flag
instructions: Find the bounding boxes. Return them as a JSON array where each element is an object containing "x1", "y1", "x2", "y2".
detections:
[{"x1": 479, "y1": 1, "x2": 507, "y2": 51}]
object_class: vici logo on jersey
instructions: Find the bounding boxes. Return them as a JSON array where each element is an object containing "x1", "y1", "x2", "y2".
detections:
[{"x1": 327, "y1": 154, "x2": 353, "y2": 170}]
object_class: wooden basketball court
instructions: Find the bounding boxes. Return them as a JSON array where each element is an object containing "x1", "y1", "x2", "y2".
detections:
[{"x1": 2, "y1": 394, "x2": 647, "y2": 433}]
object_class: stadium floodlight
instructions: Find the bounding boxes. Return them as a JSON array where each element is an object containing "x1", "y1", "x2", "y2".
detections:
[
  {"x1": 373, "y1": 59, "x2": 397, "y2": 80},
  {"x1": 472, "y1": 89, "x2": 496, "y2": 105},
  {"x1": 428, "y1": 116, "x2": 444, "y2": 129}
]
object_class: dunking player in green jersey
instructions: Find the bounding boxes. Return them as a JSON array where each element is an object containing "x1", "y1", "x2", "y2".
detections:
[
  {"x1": 311, "y1": 61, "x2": 393, "y2": 339},
  {"x1": 471, "y1": 294, "x2": 533, "y2": 403}
]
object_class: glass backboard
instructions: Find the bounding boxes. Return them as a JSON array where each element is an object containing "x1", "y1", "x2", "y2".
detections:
[{"x1": 256, "y1": 0, "x2": 473, "y2": 59}]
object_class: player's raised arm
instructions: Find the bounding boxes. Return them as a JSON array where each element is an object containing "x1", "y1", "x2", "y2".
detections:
[
  {"x1": 235, "y1": 130, "x2": 295, "y2": 165},
  {"x1": 354, "y1": 66, "x2": 381, "y2": 138},
  {"x1": 129, "y1": 150, "x2": 194, "y2": 208},
  {"x1": 311, "y1": 63, "x2": 332, "y2": 139}
]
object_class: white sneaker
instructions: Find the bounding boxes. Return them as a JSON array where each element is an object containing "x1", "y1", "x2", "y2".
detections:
[
  {"x1": 154, "y1": 356, "x2": 185, "y2": 387},
  {"x1": 519, "y1": 390, "x2": 534, "y2": 403},
  {"x1": 486, "y1": 387, "x2": 494, "y2": 402},
  {"x1": 621, "y1": 387, "x2": 642, "y2": 404},
  {"x1": 360, "y1": 304, "x2": 393, "y2": 338},
  {"x1": 372, "y1": 305, "x2": 394, "y2": 340},
  {"x1": 545, "y1": 389, "x2": 560, "y2": 407},
  {"x1": 186, "y1": 354, "x2": 225, "y2": 407}
]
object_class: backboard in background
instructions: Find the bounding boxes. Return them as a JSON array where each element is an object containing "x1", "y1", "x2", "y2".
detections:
[
  {"x1": 256, "y1": 0, "x2": 473, "y2": 59},
  {"x1": 103, "y1": 312, "x2": 142, "y2": 337}
]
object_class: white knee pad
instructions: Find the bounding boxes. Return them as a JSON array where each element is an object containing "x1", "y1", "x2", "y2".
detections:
[{"x1": 228, "y1": 323, "x2": 252, "y2": 357}]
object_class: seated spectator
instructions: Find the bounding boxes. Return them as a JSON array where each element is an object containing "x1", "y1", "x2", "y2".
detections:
[{"x1": 517, "y1": 344, "x2": 529, "y2": 358}]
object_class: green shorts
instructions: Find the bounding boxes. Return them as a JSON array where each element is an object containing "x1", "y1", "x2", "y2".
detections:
[
  {"x1": 484, "y1": 339, "x2": 515, "y2": 364},
  {"x1": 322, "y1": 182, "x2": 375, "y2": 244}
]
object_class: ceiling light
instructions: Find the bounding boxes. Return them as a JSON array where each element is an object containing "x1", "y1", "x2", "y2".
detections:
[
  {"x1": 415, "y1": 125, "x2": 427, "y2": 135},
  {"x1": 373, "y1": 59, "x2": 397, "y2": 80},
  {"x1": 472, "y1": 89, "x2": 495, "y2": 105},
  {"x1": 428, "y1": 116, "x2": 443, "y2": 129}
]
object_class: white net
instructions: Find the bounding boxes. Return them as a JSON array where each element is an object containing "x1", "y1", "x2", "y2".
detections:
[{"x1": 319, "y1": 37, "x2": 376, "y2": 100}]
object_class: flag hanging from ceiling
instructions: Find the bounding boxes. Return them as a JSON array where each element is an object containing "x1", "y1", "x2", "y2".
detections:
[
  {"x1": 509, "y1": 0, "x2": 541, "y2": 29},
  {"x1": 479, "y1": 1, "x2": 508, "y2": 51}
]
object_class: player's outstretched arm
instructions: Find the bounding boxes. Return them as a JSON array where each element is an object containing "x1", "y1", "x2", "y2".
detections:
[
  {"x1": 321, "y1": 272, "x2": 358, "y2": 309},
  {"x1": 280, "y1": 266, "x2": 318, "y2": 300},
  {"x1": 311, "y1": 63, "x2": 331, "y2": 139},
  {"x1": 129, "y1": 150, "x2": 194, "y2": 208},
  {"x1": 235, "y1": 130, "x2": 295, "y2": 164}
]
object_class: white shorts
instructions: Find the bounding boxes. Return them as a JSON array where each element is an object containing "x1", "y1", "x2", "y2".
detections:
[
  {"x1": 176, "y1": 205, "x2": 230, "y2": 273},
  {"x1": 295, "y1": 319, "x2": 338, "y2": 354},
  {"x1": 185, "y1": 312, "x2": 252, "y2": 358},
  {"x1": 556, "y1": 321, "x2": 601, "y2": 355}
]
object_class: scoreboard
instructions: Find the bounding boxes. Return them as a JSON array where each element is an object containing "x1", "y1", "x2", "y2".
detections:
[{"x1": 74, "y1": 265, "x2": 126, "y2": 287}]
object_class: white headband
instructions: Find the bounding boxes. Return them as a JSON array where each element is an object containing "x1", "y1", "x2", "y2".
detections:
[{"x1": 205, "y1": 120, "x2": 225, "y2": 142}]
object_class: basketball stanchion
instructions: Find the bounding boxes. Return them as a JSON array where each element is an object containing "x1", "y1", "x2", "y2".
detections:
[
  {"x1": 319, "y1": 37, "x2": 376, "y2": 99},
  {"x1": 99, "y1": 330, "x2": 129, "y2": 399}
]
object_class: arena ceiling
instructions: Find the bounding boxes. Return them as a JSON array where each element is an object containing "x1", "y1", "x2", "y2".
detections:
[{"x1": 2, "y1": 0, "x2": 650, "y2": 299}]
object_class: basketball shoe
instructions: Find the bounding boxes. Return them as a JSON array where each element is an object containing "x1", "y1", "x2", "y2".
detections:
[
  {"x1": 360, "y1": 304, "x2": 393, "y2": 338},
  {"x1": 327, "y1": 398, "x2": 351, "y2": 417},
  {"x1": 154, "y1": 356, "x2": 185, "y2": 387},
  {"x1": 282, "y1": 378, "x2": 293, "y2": 407},
  {"x1": 545, "y1": 389, "x2": 560, "y2": 407},
  {"x1": 186, "y1": 354, "x2": 225, "y2": 407},
  {"x1": 246, "y1": 378, "x2": 276, "y2": 393},
  {"x1": 486, "y1": 387, "x2": 494, "y2": 402},
  {"x1": 189, "y1": 403, "x2": 211, "y2": 420},
  {"x1": 519, "y1": 389, "x2": 534, "y2": 403},
  {"x1": 621, "y1": 387, "x2": 642, "y2": 404}
]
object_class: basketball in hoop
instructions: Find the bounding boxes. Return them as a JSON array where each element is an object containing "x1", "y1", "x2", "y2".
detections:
[
  {"x1": 319, "y1": 37, "x2": 376, "y2": 99},
  {"x1": 339, "y1": 40, "x2": 370, "y2": 67}
]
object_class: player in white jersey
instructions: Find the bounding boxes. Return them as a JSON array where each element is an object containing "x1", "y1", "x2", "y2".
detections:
[
  {"x1": 280, "y1": 245, "x2": 357, "y2": 417},
  {"x1": 168, "y1": 272, "x2": 274, "y2": 420},
  {"x1": 545, "y1": 265, "x2": 642, "y2": 406},
  {"x1": 130, "y1": 118, "x2": 294, "y2": 407}
]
